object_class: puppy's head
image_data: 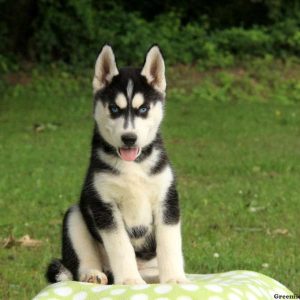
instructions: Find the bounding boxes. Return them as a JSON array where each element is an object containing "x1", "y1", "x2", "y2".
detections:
[{"x1": 93, "y1": 45, "x2": 166, "y2": 161}]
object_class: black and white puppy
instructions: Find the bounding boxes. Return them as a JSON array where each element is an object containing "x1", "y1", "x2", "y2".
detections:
[{"x1": 46, "y1": 45, "x2": 187, "y2": 285}]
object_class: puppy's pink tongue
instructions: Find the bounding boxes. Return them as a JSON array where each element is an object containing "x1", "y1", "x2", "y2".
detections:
[{"x1": 119, "y1": 148, "x2": 139, "y2": 161}]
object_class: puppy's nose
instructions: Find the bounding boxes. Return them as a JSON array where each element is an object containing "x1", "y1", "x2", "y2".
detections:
[{"x1": 121, "y1": 133, "x2": 137, "y2": 147}]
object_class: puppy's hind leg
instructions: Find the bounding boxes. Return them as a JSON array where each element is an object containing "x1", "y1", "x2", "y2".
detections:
[{"x1": 64, "y1": 205, "x2": 108, "y2": 284}]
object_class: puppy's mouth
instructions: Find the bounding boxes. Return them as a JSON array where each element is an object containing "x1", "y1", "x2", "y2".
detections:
[{"x1": 118, "y1": 147, "x2": 141, "y2": 161}]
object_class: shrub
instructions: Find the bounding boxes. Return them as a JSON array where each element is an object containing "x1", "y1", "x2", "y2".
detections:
[
  {"x1": 212, "y1": 27, "x2": 272, "y2": 56},
  {"x1": 0, "y1": 2, "x2": 299, "y2": 69},
  {"x1": 270, "y1": 18, "x2": 300, "y2": 57},
  {"x1": 29, "y1": 10, "x2": 300, "y2": 68}
]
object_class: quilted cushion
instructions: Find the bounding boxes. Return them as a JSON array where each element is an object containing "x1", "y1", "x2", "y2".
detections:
[{"x1": 34, "y1": 271, "x2": 294, "y2": 300}]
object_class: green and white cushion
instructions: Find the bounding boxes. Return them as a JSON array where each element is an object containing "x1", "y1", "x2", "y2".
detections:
[{"x1": 34, "y1": 271, "x2": 294, "y2": 300}]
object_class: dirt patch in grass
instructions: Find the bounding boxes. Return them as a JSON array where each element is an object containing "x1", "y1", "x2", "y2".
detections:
[{"x1": 4, "y1": 71, "x2": 32, "y2": 86}]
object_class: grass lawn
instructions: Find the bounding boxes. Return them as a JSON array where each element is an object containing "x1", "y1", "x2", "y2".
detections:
[{"x1": 0, "y1": 60, "x2": 299, "y2": 299}]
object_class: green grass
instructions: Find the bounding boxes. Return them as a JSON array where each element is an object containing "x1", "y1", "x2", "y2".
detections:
[{"x1": 0, "y1": 59, "x2": 299, "y2": 299}]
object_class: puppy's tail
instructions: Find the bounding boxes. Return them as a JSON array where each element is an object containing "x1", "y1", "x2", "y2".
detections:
[{"x1": 46, "y1": 259, "x2": 73, "y2": 283}]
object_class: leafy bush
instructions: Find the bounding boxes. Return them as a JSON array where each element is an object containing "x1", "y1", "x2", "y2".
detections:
[
  {"x1": 30, "y1": 10, "x2": 300, "y2": 68},
  {"x1": 212, "y1": 27, "x2": 272, "y2": 56},
  {"x1": 270, "y1": 18, "x2": 300, "y2": 57},
  {"x1": 0, "y1": 1, "x2": 299, "y2": 69}
]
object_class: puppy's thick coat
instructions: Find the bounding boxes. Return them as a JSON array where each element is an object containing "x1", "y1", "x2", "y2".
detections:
[{"x1": 46, "y1": 45, "x2": 187, "y2": 285}]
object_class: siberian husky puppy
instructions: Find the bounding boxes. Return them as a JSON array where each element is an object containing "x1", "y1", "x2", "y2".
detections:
[{"x1": 46, "y1": 45, "x2": 187, "y2": 285}]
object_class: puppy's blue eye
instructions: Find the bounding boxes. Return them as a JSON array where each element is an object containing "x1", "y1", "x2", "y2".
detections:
[
  {"x1": 109, "y1": 105, "x2": 120, "y2": 114},
  {"x1": 139, "y1": 106, "x2": 148, "y2": 114}
]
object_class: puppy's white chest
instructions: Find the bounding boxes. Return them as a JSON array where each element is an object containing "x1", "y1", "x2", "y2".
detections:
[
  {"x1": 111, "y1": 164, "x2": 156, "y2": 228},
  {"x1": 93, "y1": 150, "x2": 174, "y2": 228}
]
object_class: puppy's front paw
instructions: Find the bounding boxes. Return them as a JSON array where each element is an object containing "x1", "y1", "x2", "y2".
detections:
[
  {"x1": 79, "y1": 269, "x2": 108, "y2": 285},
  {"x1": 163, "y1": 276, "x2": 190, "y2": 284},
  {"x1": 117, "y1": 278, "x2": 146, "y2": 285}
]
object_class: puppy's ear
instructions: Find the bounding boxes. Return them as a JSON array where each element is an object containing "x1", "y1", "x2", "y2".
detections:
[
  {"x1": 141, "y1": 45, "x2": 166, "y2": 93},
  {"x1": 93, "y1": 45, "x2": 119, "y2": 93}
]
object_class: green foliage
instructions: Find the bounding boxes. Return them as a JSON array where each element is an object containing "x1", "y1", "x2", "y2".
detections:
[
  {"x1": 271, "y1": 18, "x2": 300, "y2": 56},
  {"x1": 29, "y1": 10, "x2": 300, "y2": 68},
  {"x1": 212, "y1": 27, "x2": 272, "y2": 56},
  {"x1": 30, "y1": 0, "x2": 96, "y2": 63},
  {"x1": 0, "y1": 1, "x2": 300, "y2": 70},
  {"x1": 0, "y1": 55, "x2": 13, "y2": 74}
]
